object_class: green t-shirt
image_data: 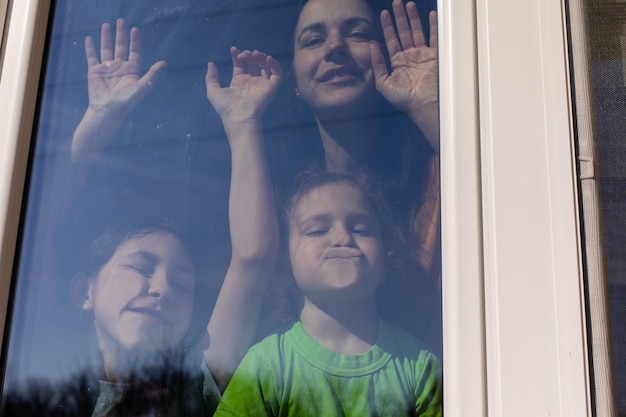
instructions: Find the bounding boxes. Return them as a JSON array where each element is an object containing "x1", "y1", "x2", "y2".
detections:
[{"x1": 215, "y1": 321, "x2": 442, "y2": 417}]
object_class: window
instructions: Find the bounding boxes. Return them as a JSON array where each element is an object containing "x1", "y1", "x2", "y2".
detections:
[
  {"x1": 0, "y1": 0, "x2": 598, "y2": 416},
  {"x1": 1, "y1": 0, "x2": 445, "y2": 415}
]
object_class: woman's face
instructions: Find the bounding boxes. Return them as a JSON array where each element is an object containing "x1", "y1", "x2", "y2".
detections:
[
  {"x1": 83, "y1": 231, "x2": 196, "y2": 360},
  {"x1": 293, "y1": 0, "x2": 382, "y2": 117}
]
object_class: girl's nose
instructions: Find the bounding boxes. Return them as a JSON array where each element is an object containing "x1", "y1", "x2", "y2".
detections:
[
  {"x1": 148, "y1": 285, "x2": 162, "y2": 298},
  {"x1": 331, "y1": 227, "x2": 355, "y2": 246},
  {"x1": 148, "y1": 271, "x2": 170, "y2": 299}
]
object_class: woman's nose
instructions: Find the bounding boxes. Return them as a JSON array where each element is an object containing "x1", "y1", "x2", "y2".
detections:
[{"x1": 325, "y1": 33, "x2": 347, "y2": 58}]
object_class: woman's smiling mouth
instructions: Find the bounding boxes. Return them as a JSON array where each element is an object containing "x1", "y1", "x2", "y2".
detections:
[{"x1": 318, "y1": 67, "x2": 362, "y2": 83}]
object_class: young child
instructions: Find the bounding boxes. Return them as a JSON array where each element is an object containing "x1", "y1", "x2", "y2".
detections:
[
  {"x1": 68, "y1": 18, "x2": 279, "y2": 416},
  {"x1": 213, "y1": 171, "x2": 441, "y2": 416}
]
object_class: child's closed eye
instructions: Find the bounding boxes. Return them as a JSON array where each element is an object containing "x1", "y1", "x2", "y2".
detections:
[
  {"x1": 304, "y1": 227, "x2": 328, "y2": 236},
  {"x1": 352, "y1": 227, "x2": 373, "y2": 236},
  {"x1": 124, "y1": 263, "x2": 153, "y2": 277},
  {"x1": 171, "y1": 278, "x2": 193, "y2": 295}
]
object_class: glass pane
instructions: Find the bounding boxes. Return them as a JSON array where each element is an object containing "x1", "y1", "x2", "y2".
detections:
[{"x1": 1, "y1": 0, "x2": 442, "y2": 415}]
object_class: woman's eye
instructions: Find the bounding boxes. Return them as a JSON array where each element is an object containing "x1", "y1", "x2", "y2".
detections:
[
  {"x1": 302, "y1": 36, "x2": 324, "y2": 48},
  {"x1": 349, "y1": 31, "x2": 368, "y2": 40}
]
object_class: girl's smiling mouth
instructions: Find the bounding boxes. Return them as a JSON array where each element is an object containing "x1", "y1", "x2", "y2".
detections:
[{"x1": 127, "y1": 306, "x2": 170, "y2": 324}]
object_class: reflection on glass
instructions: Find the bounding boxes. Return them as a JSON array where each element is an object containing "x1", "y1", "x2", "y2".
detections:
[{"x1": 1, "y1": 0, "x2": 441, "y2": 415}]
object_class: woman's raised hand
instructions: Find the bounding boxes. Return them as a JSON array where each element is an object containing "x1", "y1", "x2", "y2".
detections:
[
  {"x1": 85, "y1": 18, "x2": 166, "y2": 117},
  {"x1": 205, "y1": 47, "x2": 282, "y2": 125},
  {"x1": 371, "y1": 0, "x2": 439, "y2": 151}
]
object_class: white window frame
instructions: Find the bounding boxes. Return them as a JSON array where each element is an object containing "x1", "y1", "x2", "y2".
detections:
[{"x1": 0, "y1": 0, "x2": 595, "y2": 416}]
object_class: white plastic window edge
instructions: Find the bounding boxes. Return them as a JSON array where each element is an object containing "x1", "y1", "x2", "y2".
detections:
[
  {"x1": 476, "y1": 0, "x2": 592, "y2": 416},
  {"x1": 439, "y1": 0, "x2": 488, "y2": 416},
  {"x1": 0, "y1": 0, "x2": 50, "y2": 350}
]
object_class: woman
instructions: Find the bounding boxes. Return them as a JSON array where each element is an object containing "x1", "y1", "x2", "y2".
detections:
[{"x1": 269, "y1": 0, "x2": 441, "y2": 352}]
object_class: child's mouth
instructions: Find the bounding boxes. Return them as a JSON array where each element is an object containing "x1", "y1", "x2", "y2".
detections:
[
  {"x1": 324, "y1": 248, "x2": 362, "y2": 259},
  {"x1": 128, "y1": 307, "x2": 170, "y2": 324}
]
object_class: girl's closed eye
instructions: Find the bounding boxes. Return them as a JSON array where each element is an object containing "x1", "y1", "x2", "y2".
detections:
[
  {"x1": 304, "y1": 226, "x2": 328, "y2": 236},
  {"x1": 352, "y1": 225, "x2": 374, "y2": 236},
  {"x1": 172, "y1": 278, "x2": 193, "y2": 295},
  {"x1": 124, "y1": 263, "x2": 154, "y2": 277}
]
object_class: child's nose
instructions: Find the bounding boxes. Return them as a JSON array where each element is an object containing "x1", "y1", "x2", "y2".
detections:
[
  {"x1": 331, "y1": 227, "x2": 355, "y2": 246},
  {"x1": 147, "y1": 270, "x2": 170, "y2": 299}
]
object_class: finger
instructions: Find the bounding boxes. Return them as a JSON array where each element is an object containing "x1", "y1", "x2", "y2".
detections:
[
  {"x1": 246, "y1": 50, "x2": 263, "y2": 77},
  {"x1": 85, "y1": 36, "x2": 99, "y2": 67},
  {"x1": 370, "y1": 43, "x2": 389, "y2": 91},
  {"x1": 205, "y1": 62, "x2": 222, "y2": 98},
  {"x1": 406, "y1": 2, "x2": 426, "y2": 47},
  {"x1": 381, "y1": 9, "x2": 401, "y2": 57},
  {"x1": 266, "y1": 55, "x2": 283, "y2": 81},
  {"x1": 392, "y1": 0, "x2": 415, "y2": 49},
  {"x1": 100, "y1": 23, "x2": 113, "y2": 62},
  {"x1": 137, "y1": 60, "x2": 167, "y2": 93},
  {"x1": 128, "y1": 27, "x2": 142, "y2": 66},
  {"x1": 237, "y1": 50, "x2": 260, "y2": 76},
  {"x1": 258, "y1": 53, "x2": 281, "y2": 80},
  {"x1": 231, "y1": 46, "x2": 246, "y2": 77},
  {"x1": 114, "y1": 18, "x2": 128, "y2": 60},
  {"x1": 429, "y1": 10, "x2": 438, "y2": 48},
  {"x1": 257, "y1": 52, "x2": 271, "y2": 78}
]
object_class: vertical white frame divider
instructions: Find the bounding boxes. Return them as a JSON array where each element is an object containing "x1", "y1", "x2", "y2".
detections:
[
  {"x1": 0, "y1": 0, "x2": 50, "y2": 349},
  {"x1": 476, "y1": 0, "x2": 591, "y2": 416},
  {"x1": 439, "y1": 0, "x2": 488, "y2": 416}
]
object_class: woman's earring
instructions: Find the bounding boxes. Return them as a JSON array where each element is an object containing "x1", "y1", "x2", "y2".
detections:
[{"x1": 295, "y1": 87, "x2": 301, "y2": 97}]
